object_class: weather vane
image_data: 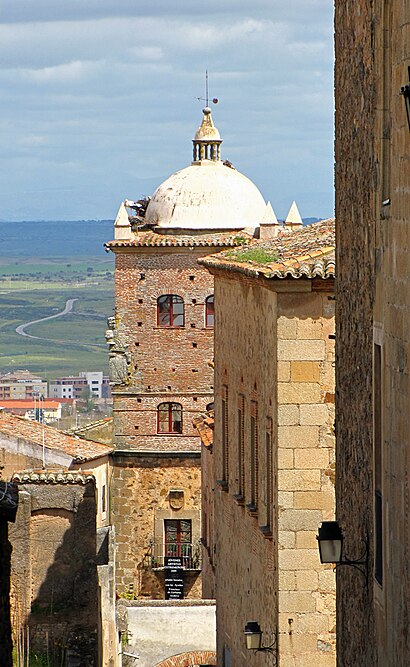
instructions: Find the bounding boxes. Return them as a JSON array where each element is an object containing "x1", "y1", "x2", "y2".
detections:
[{"x1": 196, "y1": 70, "x2": 218, "y2": 107}]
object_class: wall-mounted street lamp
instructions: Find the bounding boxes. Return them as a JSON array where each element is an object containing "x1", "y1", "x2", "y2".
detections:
[
  {"x1": 244, "y1": 622, "x2": 277, "y2": 656},
  {"x1": 316, "y1": 521, "x2": 369, "y2": 585},
  {"x1": 400, "y1": 66, "x2": 410, "y2": 131}
]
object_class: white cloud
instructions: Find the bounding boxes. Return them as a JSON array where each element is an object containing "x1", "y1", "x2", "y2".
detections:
[{"x1": 0, "y1": 1, "x2": 334, "y2": 220}]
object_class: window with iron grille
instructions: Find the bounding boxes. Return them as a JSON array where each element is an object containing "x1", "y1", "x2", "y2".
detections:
[
  {"x1": 205, "y1": 295, "x2": 214, "y2": 327},
  {"x1": 220, "y1": 386, "x2": 229, "y2": 486},
  {"x1": 157, "y1": 294, "x2": 184, "y2": 327},
  {"x1": 247, "y1": 401, "x2": 258, "y2": 513},
  {"x1": 235, "y1": 395, "x2": 245, "y2": 502},
  {"x1": 157, "y1": 402, "x2": 183, "y2": 434},
  {"x1": 164, "y1": 519, "x2": 192, "y2": 567}
]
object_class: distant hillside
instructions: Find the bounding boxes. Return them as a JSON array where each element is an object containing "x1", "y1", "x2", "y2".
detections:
[{"x1": 0, "y1": 220, "x2": 114, "y2": 257}]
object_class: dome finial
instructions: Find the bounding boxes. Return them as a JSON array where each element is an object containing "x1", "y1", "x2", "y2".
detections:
[
  {"x1": 192, "y1": 106, "x2": 222, "y2": 163},
  {"x1": 193, "y1": 71, "x2": 221, "y2": 163}
]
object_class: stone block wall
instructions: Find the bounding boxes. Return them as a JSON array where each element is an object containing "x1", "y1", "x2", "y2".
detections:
[
  {"x1": 212, "y1": 273, "x2": 278, "y2": 667},
  {"x1": 111, "y1": 452, "x2": 202, "y2": 599},
  {"x1": 277, "y1": 290, "x2": 336, "y2": 666},
  {"x1": 335, "y1": 0, "x2": 410, "y2": 664},
  {"x1": 9, "y1": 479, "x2": 99, "y2": 666},
  {"x1": 211, "y1": 270, "x2": 336, "y2": 666}
]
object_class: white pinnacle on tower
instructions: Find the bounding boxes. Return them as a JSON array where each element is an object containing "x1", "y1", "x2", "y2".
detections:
[{"x1": 285, "y1": 201, "x2": 303, "y2": 229}]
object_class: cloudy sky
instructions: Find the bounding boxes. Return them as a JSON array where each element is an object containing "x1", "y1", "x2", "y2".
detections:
[{"x1": 0, "y1": 0, "x2": 334, "y2": 221}]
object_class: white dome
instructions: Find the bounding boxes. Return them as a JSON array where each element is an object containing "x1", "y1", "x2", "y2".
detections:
[{"x1": 145, "y1": 161, "x2": 268, "y2": 231}]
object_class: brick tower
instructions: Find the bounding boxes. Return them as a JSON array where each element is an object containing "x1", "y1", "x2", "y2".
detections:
[{"x1": 106, "y1": 106, "x2": 277, "y2": 600}]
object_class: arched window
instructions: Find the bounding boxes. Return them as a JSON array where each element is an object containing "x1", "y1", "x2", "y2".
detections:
[
  {"x1": 205, "y1": 295, "x2": 214, "y2": 328},
  {"x1": 157, "y1": 295, "x2": 184, "y2": 327},
  {"x1": 157, "y1": 402, "x2": 183, "y2": 434}
]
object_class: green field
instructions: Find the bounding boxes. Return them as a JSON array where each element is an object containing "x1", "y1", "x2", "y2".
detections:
[{"x1": 0, "y1": 257, "x2": 114, "y2": 379}]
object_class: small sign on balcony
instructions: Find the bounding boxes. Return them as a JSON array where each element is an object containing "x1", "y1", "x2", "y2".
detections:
[{"x1": 164, "y1": 556, "x2": 184, "y2": 600}]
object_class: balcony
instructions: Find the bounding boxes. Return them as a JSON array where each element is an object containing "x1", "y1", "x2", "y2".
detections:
[{"x1": 149, "y1": 539, "x2": 202, "y2": 571}]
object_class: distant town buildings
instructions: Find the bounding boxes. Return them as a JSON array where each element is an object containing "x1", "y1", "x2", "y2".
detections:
[
  {"x1": 0, "y1": 370, "x2": 48, "y2": 400},
  {"x1": 49, "y1": 370, "x2": 111, "y2": 399},
  {"x1": 0, "y1": 398, "x2": 62, "y2": 423}
]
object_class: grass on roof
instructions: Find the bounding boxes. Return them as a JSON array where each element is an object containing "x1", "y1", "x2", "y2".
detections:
[{"x1": 225, "y1": 247, "x2": 279, "y2": 265}]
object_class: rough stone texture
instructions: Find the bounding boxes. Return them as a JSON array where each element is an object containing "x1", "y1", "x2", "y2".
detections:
[
  {"x1": 9, "y1": 481, "x2": 98, "y2": 666},
  {"x1": 111, "y1": 452, "x2": 202, "y2": 598},
  {"x1": 210, "y1": 269, "x2": 335, "y2": 666},
  {"x1": 109, "y1": 241, "x2": 227, "y2": 597},
  {"x1": 335, "y1": 0, "x2": 410, "y2": 664},
  {"x1": 0, "y1": 518, "x2": 12, "y2": 667}
]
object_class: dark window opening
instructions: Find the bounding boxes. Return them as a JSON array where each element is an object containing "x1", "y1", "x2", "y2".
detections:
[
  {"x1": 205, "y1": 295, "x2": 215, "y2": 328},
  {"x1": 164, "y1": 519, "x2": 193, "y2": 566},
  {"x1": 157, "y1": 294, "x2": 184, "y2": 327},
  {"x1": 157, "y1": 402, "x2": 183, "y2": 434}
]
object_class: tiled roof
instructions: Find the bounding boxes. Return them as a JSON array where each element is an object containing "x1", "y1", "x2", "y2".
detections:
[
  {"x1": 105, "y1": 230, "x2": 253, "y2": 249},
  {"x1": 0, "y1": 399, "x2": 61, "y2": 409},
  {"x1": 12, "y1": 470, "x2": 95, "y2": 485},
  {"x1": 193, "y1": 410, "x2": 214, "y2": 450},
  {"x1": 0, "y1": 412, "x2": 113, "y2": 462},
  {"x1": 199, "y1": 218, "x2": 335, "y2": 280}
]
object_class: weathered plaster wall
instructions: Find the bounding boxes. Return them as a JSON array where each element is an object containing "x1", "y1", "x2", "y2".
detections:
[
  {"x1": 10, "y1": 481, "x2": 99, "y2": 666},
  {"x1": 0, "y1": 518, "x2": 12, "y2": 667},
  {"x1": 122, "y1": 599, "x2": 216, "y2": 667}
]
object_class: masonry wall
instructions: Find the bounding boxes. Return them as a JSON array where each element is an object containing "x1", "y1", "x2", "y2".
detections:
[
  {"x1": 335, "y1": 1, "x2": 410, "y2": 664},
  {"x1": 276, "y1": 287, "x2": 336, "y2": 665},
  {"x1": 212, "y1": 271, "x2": 335, "y2": 666},
  {"x1": 10, "y1": 481, "x2": 99, "y2": 666},
  {"x1": 112, "y1": 247, "x2": 216, "y2": 450},
  {"x1": 201, "y1": 439, "x2": 215, "y2": 599},
  {"x1": 213, "y1": 272, "x2": 278, "y2": 667},
  {"x1": 0, "y1": 519, "x2": 12, "y2": 667},
  {"x1": 111, "y1": 453, "x2": 202, "y2": 599}
]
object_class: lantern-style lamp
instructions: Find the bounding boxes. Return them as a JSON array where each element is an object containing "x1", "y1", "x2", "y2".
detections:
[
  {"x1": 244, "y1": 622, "x2": 276, "y2": 654},
  {"x1": 244, "y1": 622, "x2": 262, "y2": 650},
  {"x1": 316, "y1": 521, "x2": 343, "y2": 564},
  {"x1": 316, "y1": 520, "x2": 369, "y2": 586}
]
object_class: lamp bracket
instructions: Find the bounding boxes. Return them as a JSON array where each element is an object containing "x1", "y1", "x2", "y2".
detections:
[{"x1": 335, "y1": 537, "x2": 369, "y2": 587}]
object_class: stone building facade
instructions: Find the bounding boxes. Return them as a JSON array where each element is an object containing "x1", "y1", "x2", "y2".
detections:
[
  {"x1": 106, "y1": 106, "x2": 279, "y2": 603},
  {"x1": 11, "y1": 473, "x2": 99, "y2": 667},
  {"x1": 0, "y1": 518, "x2": 13, "y2": 667},
  {"x1": 0, "y1": 412, "x2": 117, "y2": 666},
  {"x1": 201, "y1": 219, "x2": 336, "y2": 666},
  {"x1": 335, "y1": 1, "x2": 410, "y2": 664}
]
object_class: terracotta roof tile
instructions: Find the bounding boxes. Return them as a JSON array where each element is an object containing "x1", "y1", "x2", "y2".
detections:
[
  {"x1": 12, "y1": 470, "x2": 95, "y2": 485},
  {"x1": 105, "y1": 230, "x2": 253, "y2": 249},
  {"x1": 193, "y1": 410, "x2": 214, "y2": 449},
  {"x1": 0, "y1": 412, "x2": 113, "y2": 462},
  {"x1": 0, "y1": 399, "x2": 61, "y2": 409},
  {"x1": 199, "y1": 218, "x2": 335, "y2": 280}
]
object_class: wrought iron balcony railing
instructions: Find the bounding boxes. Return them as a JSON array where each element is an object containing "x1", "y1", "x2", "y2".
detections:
[{"x1": 149, "y1": 540, "x2": 202, "y2": 571}]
